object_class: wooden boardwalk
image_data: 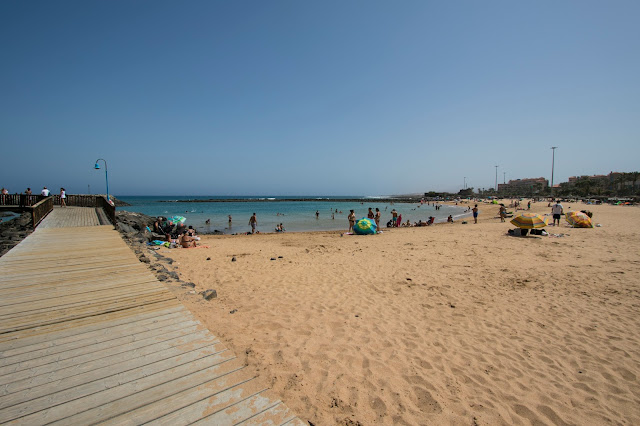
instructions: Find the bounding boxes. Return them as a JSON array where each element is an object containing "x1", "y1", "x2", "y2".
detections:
[
  {"x1": 0, "y1": 210, "x2": 303, "y2": 425},
  {"x1": 37, "y1": 206, "x2": 101, "y2": 228}
]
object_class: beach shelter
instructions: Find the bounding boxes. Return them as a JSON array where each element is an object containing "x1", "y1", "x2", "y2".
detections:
[
  {"x1": 353, "y1": 217, "x2": 377, "y2": 235},
  {"x1": 565, "y1": 211, "x2": 593, "y2": 228},
  {"x1": 510, "y1": 213, "x2": 549, "y2": 229}
]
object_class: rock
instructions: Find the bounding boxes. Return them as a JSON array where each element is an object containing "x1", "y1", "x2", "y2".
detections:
[
  {"x1": 181, "y1": 282, "x2": 195, "y2": 288},
  {"x1": 278, "y1": 256, "x2": 283, "y2": 259},
  {"x1": 206, "y1": 257, "x2": 211, "y2": 261},
  {"x1": 231, "y1": 257, "x2": 236, "y2": 262},
  {"x1": 230, "y1": 309, "x2": 237, "y2": 314},
  {"x1": 138, "y1": 255, "x2": 150, "y2": 264},
  {"x1": 202, "y1": 289, "x2": 217, "y2": 300},
  {"x1": 270, "y1": 257, "x2": 276, "y2": 261},
  {"x1": 157, "y1": 274, "x2": 168, "y2": 282},
  {"x1": 168, "y1": 271, "x2": 179, "y2": 280}
]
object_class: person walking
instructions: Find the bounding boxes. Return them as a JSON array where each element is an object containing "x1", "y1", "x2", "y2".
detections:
[
  {"x1": 60, "y1": 188, "x2": 67, "y2": 207},
  {"x1": 249, "y1": 213, "x2": 257, "y2": 234},
  {"x1": 472, "y1": 204, "x2": 479, "y2": 224}
]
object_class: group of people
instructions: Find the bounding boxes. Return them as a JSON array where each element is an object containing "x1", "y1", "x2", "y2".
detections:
[
  {"x1": 153, "y1": 217, "x2": 200, "y2": 248},
  {"x1": 0, "y1": 186, "x2": 66, "y2": 207}
]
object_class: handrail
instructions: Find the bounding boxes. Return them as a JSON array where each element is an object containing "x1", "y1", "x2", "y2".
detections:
[
  {"x1": 97, "y1": 196, "x2": 117, "y2": 229},
  {"x1": 31, "y1": 196, "x2": 54, "y2": 227}
]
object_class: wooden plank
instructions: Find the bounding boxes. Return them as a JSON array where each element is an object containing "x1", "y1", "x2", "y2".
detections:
[
  {"x1": 0, "y1": 335, "x2": 225, "y2": 415},
  {"x1": 0, "y1": 308, "x2": 188, "y2": 358},
  {"x1": 0, "y1": 347, "x2": 235, "y2": 423},
  {"x1": 190, "y1": 392, "x2": 282, "y2": 425},
  {"x1": 0, "y1": 301, "x2": 182, "y2": 345},
  {"x1": 0, "y1": 316, "x2": 200, "y2": 370}
]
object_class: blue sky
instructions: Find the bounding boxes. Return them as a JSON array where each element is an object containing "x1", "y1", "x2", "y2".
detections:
[{"x1": 1, "y1": 1, "x2": 638, "y2": 196}]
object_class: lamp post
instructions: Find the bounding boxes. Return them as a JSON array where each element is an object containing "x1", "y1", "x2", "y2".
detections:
[
  {"x1": 503, "y1": 172, "x2": 506, "y2": 184},
  {"x1": 495, "y1": 165, "x2": 499, "y2": 192},
  {"x1": 550, "y1": 147, "x2": 557, "y2": 198},
  {"x1": 464, "y1": 177, "x2": 467, "y2": 189},
  {"x1": 94, "y1": 158, "x2": 109, "y2": 201}
]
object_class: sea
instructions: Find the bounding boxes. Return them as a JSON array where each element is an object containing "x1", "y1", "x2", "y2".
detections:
[{"x1": 117, "y1": 196, "x2": 471, "y2": 234}]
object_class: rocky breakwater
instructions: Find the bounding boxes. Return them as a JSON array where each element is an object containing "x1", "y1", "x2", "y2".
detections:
[{"x1": 0, "y1": 212, "x2": 34, "y2": 257}]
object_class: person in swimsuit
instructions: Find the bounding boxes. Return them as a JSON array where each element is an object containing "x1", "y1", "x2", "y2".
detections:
[
  {"x1": 249, "y1": 213, "x2": 257, "y2": 233},
  {"x1": 472, "y1": 205, "x2": 479, "y2": 224},
  {"x1": 348, "y1": 210, "x2": 355, "y2": 233},
  {"x1": 374, "y1": 208, "x2": 381, "y2": 231},
  {"x1": 60, "y1": 188, "x2": 67, "y2": 207}
]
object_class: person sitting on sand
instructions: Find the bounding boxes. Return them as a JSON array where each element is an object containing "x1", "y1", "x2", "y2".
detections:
[
  {"x1": 179, "y1": 232, "x2": 197, "y2": 248},
  {"x1": 447, "y1": 215, "x2": 453, "y2": 223}
]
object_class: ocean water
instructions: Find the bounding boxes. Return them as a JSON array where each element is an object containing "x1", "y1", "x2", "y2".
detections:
[{"x1": 117, "y1": 196, "x2": 471, "y2": 234}]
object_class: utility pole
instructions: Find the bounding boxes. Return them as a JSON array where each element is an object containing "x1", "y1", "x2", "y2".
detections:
[
  {"x1": 503, "y1": 172, "x2": 506, "y2": 184},
  {"x1": 551, "y1": 147, "x2": 558, "y2": 198},
  {"x1": 495, "y1": 165, "x2": 499, "y2": 192},
  {"x1": 464, "y1": 177, "x2": 467, "y2": 189}
]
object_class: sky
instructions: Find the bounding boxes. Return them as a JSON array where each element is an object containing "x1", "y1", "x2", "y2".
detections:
[{"x1": 1, "y1": 1, "x2": 638, "y2": 196}]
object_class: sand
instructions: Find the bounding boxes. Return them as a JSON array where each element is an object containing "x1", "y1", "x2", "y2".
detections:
[{"x1": 155, "y1": 202, "x2": 640, "y2": 425}]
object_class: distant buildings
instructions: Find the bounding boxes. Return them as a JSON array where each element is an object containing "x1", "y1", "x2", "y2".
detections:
[{"x1": 497, "y1": 177, "x2": 549, "y2": 195}]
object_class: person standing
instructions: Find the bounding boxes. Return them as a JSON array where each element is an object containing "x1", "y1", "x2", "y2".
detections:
[
  {"x1": 228, "y1": 215, "x2": 232, "y2": 226},
  {"x1": 551, "y1": 200, "x2": 564, "y2": 226},
  {"x1": 348, "y1": 210, "x2": 355, "y2": 233},
  {"x1": 499, "y1": 205, "x2": 506, "y2": 222},
  {"x1": 41, "y1": 186, "x2": 50, "y2": 196},
  {"x1": 60, "y1": 188, "x2": 67, "y2": 207},
  {"x1": 367, "y1": 208, "x2": 374, "y2": 219},
  {"x1": 472, "y1": 204, "x2": 479, "y2": 224},
  {"x1": 316, "y1": 210, "x2": 319, "y2": 219},
  {"x1": 249, "y1": 213, "x2": 257, "y2": 234},
  {"x1": 374, "y1": 208, "x2": 381, "y2": 231},
  {"x1": 391, "y1": 209, "x2": 398, "y2": 227}
]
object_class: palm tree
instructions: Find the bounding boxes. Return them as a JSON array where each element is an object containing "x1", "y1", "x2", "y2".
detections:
[{"x1": 629, "y1": 171, "x2": 640, "y2": 195}]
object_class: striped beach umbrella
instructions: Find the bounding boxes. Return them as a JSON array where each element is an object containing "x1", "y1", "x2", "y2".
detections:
[
  {"x1": 353, "y1": 217, "x2": 377, "y2": 235},
  {"x1": 510, "y1": 213, "x2": 549, "y2": 229},
  {"x1": 565, "y1": 211, "x2": 593, "y2": 228}
]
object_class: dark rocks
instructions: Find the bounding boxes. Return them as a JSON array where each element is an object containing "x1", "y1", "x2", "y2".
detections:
[
  {"x1": 138, "y1": 255, "x2": 150, "y2": 264},
  {"x1": 0, "y1": 212, "x2": 34, "y2": 258},
  {"x1": 231, "y1": 257, "x2": 236, "y2": 262},
  {"x1": 202, "y1": 289, "x2": 217, "y2": 300},
  {"x1": 230, "y1": 309, "x2": 237, "y2": 314},
  {"x1": 168, "y1": 271, "x2": 179, "y2": 280},
  {"x1": 157, "y1": 274, "x2": 168, "y2": 282},
  {"x1": 270, "y1": 257, "x2": 276, "y2": 261},
  {"x1": 206, "y1": 257, "x2": 211, "y2": 260},
  {"x1": 181, "y1": 282, "x2": 196, "y2": 288}
]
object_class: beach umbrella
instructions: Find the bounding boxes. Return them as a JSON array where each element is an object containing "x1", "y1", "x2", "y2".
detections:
[
  {"x1": 168, "y1": 215, "x2": 186, "y2": 224},
  {"x1": 510, "y1": 212, "x2": 549, "y2": 229},
  {"x1": 353, "y1": 217, "x2": 377, "y2": 235},
  {"x1": 565, "y1": 211, "x2": 593, "y2": 228}
]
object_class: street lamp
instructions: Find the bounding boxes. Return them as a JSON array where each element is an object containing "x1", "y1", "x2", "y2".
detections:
[
  {"x1": 464, "y1": 177, "x2": 467, "y2": 189},
  {"x1": 495, "y1": 165, "x2": 499, "y2": 192},
  {"x1": 550, "y1": 147, "x2": 557, "y2": 198},
  {"x1": 94, "y1": 158, "x2": 109, "y2": 201}
]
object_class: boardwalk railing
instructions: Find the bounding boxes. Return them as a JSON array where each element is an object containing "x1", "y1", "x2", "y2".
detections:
[
  {"x1": 1, "y1": 194, "x2": 116, "y2": 228},
  {"x1": 97, "y1": 195, "x2": 117, "y2": 227},
  {"x1": 31, "y1": 196, "x2": 54, "y2": 227}
]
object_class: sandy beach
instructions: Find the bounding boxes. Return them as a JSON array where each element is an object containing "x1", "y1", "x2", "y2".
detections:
[{"x1": 153, "y1": 202, "x2": 640, "y2": 425}]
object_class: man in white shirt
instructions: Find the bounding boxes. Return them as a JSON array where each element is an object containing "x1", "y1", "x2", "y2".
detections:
[
  {"x1": 41, "y1": 187, "x2": 50, "y2": 196},
  {"x1": 551, "y1": 200, "x2": 563, "y2": 226}
]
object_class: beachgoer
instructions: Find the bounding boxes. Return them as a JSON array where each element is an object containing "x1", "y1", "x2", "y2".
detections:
[
  {"x1": 249, "y1": 213, "x2": 257, "y2": 234},
  {"x1": 527, "y1": 201, "x2": 531, "y2": 210},
  {"x1": 472, "y1": 204, "x2": 479, "y2": 224},
  {"x1": 228, "y1": 215, "x2": 232, "y2": 225},
  {"x1": 374, "y1": 208, "x2": 381, "y2": 231},
  {"x1": 551, "y1": 200, "x2": 564, "y2": 226},
  {"x1": 348, "y1": 210, "x2": 355, "y2": 233},
  {"x1": 25, "y1": 188, "x2": 31, "y2": 196},
  {"x1": 397, "y1": 213, "x2": 402, "y2": 227},
  {"x1": 316, "y1": 210, "x2": 319, "y2": 219},
  {"x1": 205, "y1": 218, "x2": 210, "y2": 225},
  {"x1": 447, "y1": 215, "x2": 453, "y2": 223},
  {"x1": 367, "y1": 208, "x2": 374, "y2": 219},
  {"x1": 41, "y1": 186, "x2": 50, "y2": 196},
  {"x1": 60, "y1": 188, "x2": 67, "y2": 207},
  {"x1": 499, "y1": 205, "x2": 506, "y2": 222},
  {"x1": 179, "y1": 232, "x2": 197, "y2": 248},
  {"x1": 391, "y1": 209, "x2": 398, "y2": 227}
]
